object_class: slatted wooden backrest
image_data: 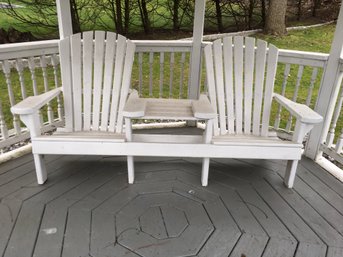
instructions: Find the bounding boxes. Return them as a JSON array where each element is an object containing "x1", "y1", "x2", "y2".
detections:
[
  {"x1": 59, "y1": 31, "x2": 135, "y2": 133},
  {"x1": 204, "y1": 36, "x2": 279, "y2": 137}
]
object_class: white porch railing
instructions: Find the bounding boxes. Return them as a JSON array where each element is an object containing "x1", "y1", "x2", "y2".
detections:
[
  {"x1": 320, "y1": 59, "x2": 343, "y2": 164},
  {"x1": 2, "y1": 39, "x2": 341, "y2": 168}
]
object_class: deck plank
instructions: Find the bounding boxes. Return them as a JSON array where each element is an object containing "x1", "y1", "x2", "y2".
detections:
[
  {"x1": 0, "y1": 153, "x2": 342, "y2": 257},
  {"x1": 262, "y1": 238, "x2": 297, "y2": 257},
  {"x1": 266, "y1": 173, "x2": 343, "y2": 247}
]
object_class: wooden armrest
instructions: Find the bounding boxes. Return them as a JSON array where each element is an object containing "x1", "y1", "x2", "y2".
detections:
[
  {"x1": 273, "y1": 93, "x2": 323, "y2": 124},
  {"x1": 11, "y1": 87, "x2": 62, "y2": 115},
  {"x1": 123, "y1": 90, "x2": 146, "y2": 118},
  {"x1": 192, "y1": 94, "x2": 216, "y2": 119}
]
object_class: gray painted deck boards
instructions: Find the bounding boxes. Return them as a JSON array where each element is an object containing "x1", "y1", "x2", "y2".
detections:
[{"x1": 0, "y1": 150, "x2": 342, "y2": 256}]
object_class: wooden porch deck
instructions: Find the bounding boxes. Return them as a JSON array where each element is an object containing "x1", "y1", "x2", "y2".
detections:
[{"x1": 1, "y1": 150, "x2": 343, "y2": 256}]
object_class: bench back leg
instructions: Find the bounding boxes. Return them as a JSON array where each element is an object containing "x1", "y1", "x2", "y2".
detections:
[{"x1": 284, "y1": 160, "x2": 299, "y2": 188}]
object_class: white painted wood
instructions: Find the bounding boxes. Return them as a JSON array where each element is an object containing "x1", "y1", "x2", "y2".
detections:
[
  {"x1": 11, "y1": 88, "x2": 62, "y2": 115},
  {"x1": 169, "y1": 52, "x2": 175, "y2": 98},
  {"x1": 273, "y1": 94, "x2": 323, "y2": 123},
  {"x1": 261, "y1": 44, "x2": 279, "y2": 136},
  {"x1": 284, "y1": 160, "x2": 299, "y2": 188},
  {"x1": 0, "y1": 100, "x2": 9, "y2": 139},
  {"x1": 56, "y1": 0, "x2": 73, "y2": 39},
  {"x1": 306, "y1": 68, "x2": 319, "y2": 106},
  {"x1": 100, "y1": 32, "x2": 117, "y2": 131},
  {"x1": 244, "y1": 37, "x2": 255, "y2": 134},
  {"x1": 82, "y1": 31, "x2": 94, "y2": 131},
  {"x1": 286, "y1": 65, "x2": 304, "y2": 132},
  {"x1": 115, "y1": 40, "x2": 136, "y2": 133},
  {"x1": 149, "y1": 52, "x2": 154, "y2": 96},
  {"x1": 59, "y1": 37, "x2": 74, "y2": 131},
  {"x1": 189, "y1": 0, "x2": 206, "y2": 100},
  {"x1": 32, "y1": 140, "x2": 302, "y2": 160},
  {"x1": 274, "y1": 63, "x2": 291, "y2": 129},
  {"x1": 15, "y1": 58, "x2": 27, "y2": 99},
  {"x1": 40, "y1": 55, "x2": 54, "y2": 124},
  {"x1": 51, "y1": 54, "x2": 63, "y2": 121},
  {"x1": 223, "y1": 37, "x2": 235, "y2": 134},
  {"x1": 213, "y1": 39, "x2": 227, "y2": 135},
  {"x1": 123, "y1": 91, "x2": 146, "y2": 118},
  {"x1": 138, "y1": 52, "x2": 143, "y2": 95},
  {"x1": 70, "y1": 34, "x2": 82, "y2": 131},
  {"x1": 234, "y1": 36, "x2": 244, "y2": 134},
  {"x1": 109, "y1": 35, "x2": 127, "y2": 132},
  {"x1": 125, "y1": 118, "x2": 134, "y2": 184},
  {"x1": 159, "y1": 52, "x2": 165, "y2": 98},
  {"x1": 179, "y1": 52, "x2": 186, "y2": 98},
  {"x1": 305, "y1": 2, "x2": 343, "y2": 159},
  {"x1": 326, "y1": 83, "x2": 343, "y2": 147},
  {"x1": 2, "y1": 60, "x2": 21, "y2": 134},
  {"x1": 92, "y1": 31, "x2": 106, "y2": 130},
  {"x1": 192, "y1": 94, "x2": 216, "y2": 119},
  {"x1": 252, "y1": 40, "x2": 267, "y2": 136},
  {"x1": 204, "y1": 44, "x2": 219, "y2": 136}
]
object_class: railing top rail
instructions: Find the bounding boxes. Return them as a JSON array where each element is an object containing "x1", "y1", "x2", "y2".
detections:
[{"x1": 0, "y1": 39, "x2": 329, "y2": 67}]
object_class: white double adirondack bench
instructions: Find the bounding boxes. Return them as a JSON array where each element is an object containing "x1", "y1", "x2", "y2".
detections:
[{"x1": 11, "y1": 31, "x2": 322, "y2": 188}]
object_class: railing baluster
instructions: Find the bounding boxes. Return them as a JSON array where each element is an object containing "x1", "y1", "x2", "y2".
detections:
[
  {"x1": 2, "y1": 60, "x2": 21, "y2": 135},
  {"x1": 286, "y1": 65, "x2": 304, "y2": 132},
  {"x1": 40, "y1": 55, "x2": 54, "y2": 124},
  {"x1": 336, "y1": 128, "x2": 343, "y2": 153},
  {"x1": 15, "y1": 59, "x2": 27, "y2": 99},
  {"x1": 159, "y1": 52, "x2": 164, "y2": 98},
  {"x1": 0, "y1": 99, "x2": 9, "y2": 140},
  {"x1": 326, "y1": 83, "x2": 343, "y2": 147},
  {"x1": 169, "y1": 53, "x2": 175, "y2": 98},
  {"x1": 179, "y1": 52, "x2": 186, "y2": 99},
  {"x1": 28, "y1": 56, "x2": 44, "y2": 125},
  {"x1": 306, "y1": 67, "x2": 319, "y2": 106},
  {"x1": 138, "y1": 52, "x2": 143, "y2": 96},
  {"x1": 149, "y1": 52, "x2": 154, "y2": 97},
  {"x1": 51, "y1": 54, "x2": 63, "y2": 121},
  {"x1": 274, "y1": 64, "x2": 291, "y2": 129}
]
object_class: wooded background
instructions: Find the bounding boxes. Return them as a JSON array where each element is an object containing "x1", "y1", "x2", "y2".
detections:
[{"x1": 1, "y1": 0, "x2": 341, "y2": 40}]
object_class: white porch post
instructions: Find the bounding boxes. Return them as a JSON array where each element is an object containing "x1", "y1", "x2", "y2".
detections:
[
  {"x1": 305, "y1": 0, "x2": 343, "y2": 159},
  {"x1": 56, "y1": 0, "x2": 73, "y2": 39},
  {"x1": 188, "y1": 0, "x2": 206, "y2": 99}
]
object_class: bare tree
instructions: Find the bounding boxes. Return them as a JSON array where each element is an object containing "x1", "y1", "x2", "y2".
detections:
[
  {"x1": 265, "y1": 0, "x2": 287, "y2": 35},
  {"x1": 3, "y1": 0, "x2": 100, "y2": 35}
]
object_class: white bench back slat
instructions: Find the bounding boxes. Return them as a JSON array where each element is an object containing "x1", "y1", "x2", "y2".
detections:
[
  {"x1": 100, "y1": 32, "x2": 117, "y2": 131},
  {"x1": 70, "y1": 33, "x2": 82, "y2": 131},
  {"x1": 109, "y1": 35, "x2": 127, "y2": 132},
  {"x1": 204, "y1": 36, "x2": 279, "y2": 137},
  {"x1": 92, "y1": 31, "x2": 106, "y2": 130},
  {"x1": 82, "y1": 31, "x2": 94, "y2": 131},
  {"x1": 59, "y1": 37, "x2": 73, "y2": 132},
  {"x1": 213, "y1": 40, "x2": 227, "y2": 135},
  {"x1": 59, "y1": 31, "x2": 135, "y2": 133},
  {"x1": 244, "y1": 37, "x2": 255, "y2": 134},
  {"x1": 252, "y1": 40, "x2": 267, "y2": 136},
  {"x1": 223, "y1": 37, "x2": 235, "y2": 134},
  {"x1": 234, "y1": 37, "x2": 244, "y2": 134},
  {"x1": 261, "y1": 44, "x2": 279, "y2": 136}
]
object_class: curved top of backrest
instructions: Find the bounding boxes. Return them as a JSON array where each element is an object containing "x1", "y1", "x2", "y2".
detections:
[
  {"x1": 59, "y1": 31, "x2": 136, "y2": 133},
  {"x1": 204, "y1": 36, "x2": 279, "y2": 137}
]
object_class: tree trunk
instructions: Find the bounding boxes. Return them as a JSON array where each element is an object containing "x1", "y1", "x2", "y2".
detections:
[
  {"x1": 124, "y1": 0, "x2": 129, "y2": 34},
  {"x1": 70, "y1": 0, "x2": 81, "y2": 33},
  {"x1": 173, "y1": 0, "x2": 180, "y2": 31},
  {"x1": 297, "y1": 0, "x2": 302, "y2": 21},
  {"x1": 265, "y1": 0, "x2": 287, "y2": 35},
  {"x1": 137, "y1": 0, "x2": 151, "y2": 34},
  {"x1": 214, "y1": 0, "x2": 223, "y2": 32},
  {"x1": 261, "y1": 0, "x2": 266, "y2": 26},
  {"x1": 115, "y1": 0, "x2": 124, "y2": 34},
  {"x1": 312, "y1": 0, "x2": 321, "y2": 17}
]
